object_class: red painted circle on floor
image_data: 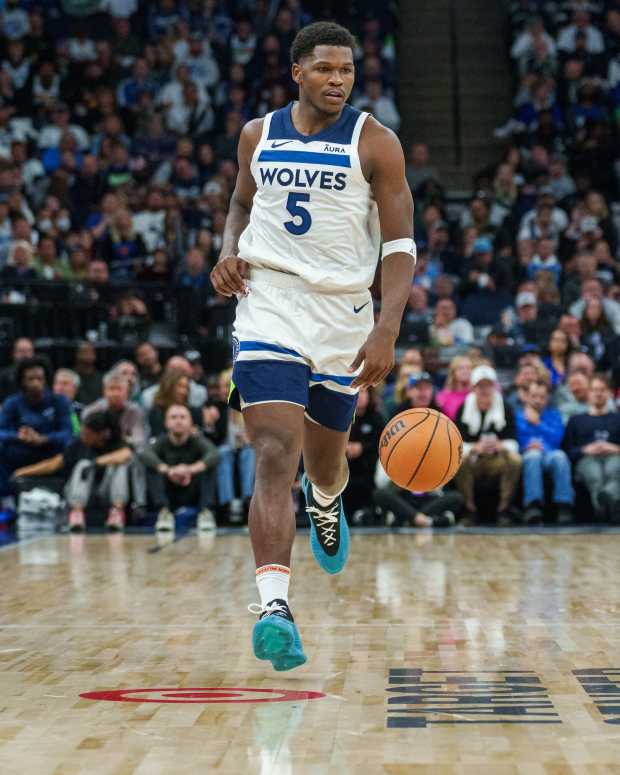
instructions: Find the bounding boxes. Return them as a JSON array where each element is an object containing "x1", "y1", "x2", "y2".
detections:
[{"x1": 79, "y1": 687, "x2": 326, "y2": 704}]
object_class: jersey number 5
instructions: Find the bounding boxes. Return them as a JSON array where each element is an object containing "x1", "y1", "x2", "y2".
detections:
[{"x1": 284, "y1": 193, "x2": 312, "y2": 236}]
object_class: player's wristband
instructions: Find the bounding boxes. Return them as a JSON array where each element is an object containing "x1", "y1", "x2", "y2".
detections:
[{"x1": 381, "y1": 238, "x2": 417, "y2": 262}]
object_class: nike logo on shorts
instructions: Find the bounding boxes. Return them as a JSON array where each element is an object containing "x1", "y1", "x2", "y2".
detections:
[
  {"x1": 271, "y1": 140, "x2": 293, "y2": 148},
  {"x1": 354, "y1": 302, "x2": 370, "y2": 314}
]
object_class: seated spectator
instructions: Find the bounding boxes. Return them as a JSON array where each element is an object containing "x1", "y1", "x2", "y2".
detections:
[
  {"x1": 398, "y1": 286, "x2": 431, "y2": 346},
  {"x1": 13, "y1": 410, "x2": 132, "y2": 532},
  {"x1": 506, "y1": 361, "x2": 550, "y2": 413},
  {"x1": 0, "y1": 337, "x2": 34, "y2": 403},
  {"x1": 518, "y1": 193, "x2": 568, "y2": 242},
  {"x1": 176, "y1": 247, "x2": 212, "y2": 293},
  {"x1": 405, "y1": 143, "x2": 440, "y2": 193},
  {"x1": 141, "y1": 355, "x2": 207, "y2": 409},
  {"x1": 343, "y1": 387, "x2": 384, "y2": 523},
  {"x1": 53, "y1": 368, "x2": 82, "y2": 433},
  {"x1": 83, "y1": 370, "x2": 146, "y2": 450},
  {"x1": 0, "y1": 357, "x2": 73, "y2": 496},
  {"x1": 353, "y1": 78, "x2": 400, "y2": 131},
  {"x1": 135, "y1": 342, "x2": 163, "y2": 390},
  {"x1": 99, "y1": 208, "x2": 147, "y2": 280},
  {"x1": 395, "y1": 372, "x2": 439, "y2": 414},
  {"x1": 141, "y1": 404, "x2": 218, "y2": 532},
  {"x1": 109, "y1": 290, "x2": 151, "y2": 342},
  {"x1": 569, "y1": 279, "x2": 620, "y2": 334},
  {"x1": 563, "y1": 374, "x2": 620, "y2": 521},
  {"x1": 543, "y1": 328, "x2": 571, "y2": 388},
  {"x1": 111, "y1": 360, "x2": 140, "y2": 402},
  {"x1": 33, "y1": 236, "x2": 68, "y2": 280},
  {"x1": 374, "y1": 465, "x2": 463, "y2": 527},
  {"x1": 1, "y1": 240, "x2": 37, "y2": 284},
  {"x1": 73, "y1": 341, "x2": 103, "y2": 406},
  {"x1": 517, "y1": 380, "x2": 575, "y2": 525},
  {"x1": 527, "y1": 238, "x2": 561, "y2": 286},
  {"x1": 383, "y1": 349, "x2": 424, "y2": 417},
  {"x1": 509, "y1": 290, "x2": 556, "y2": 348},
  {"x1": 579, "y1": 296, "x2": 616, "y2": 363},
  {"x1": 454, "y1": 365, "x2": 522, "y2": 523},
  {"x1": 460, "y1": 237, "x2": 513, "y2": 297},
  {"x1": 429, "y1": 298, "x2": 474, "y2": 349},
  {"x1": 554, "y1": 369, "x2": 590, "y2": 423},
  {"x1": 557, "y1": 10, "x2": 605, "y2": 55},
  {"x1": 436, "y1": 355, "x2": 472, "y2": 421},
  {"x1": 148, "y1": 368, "x2": 203, "y2": 437}
]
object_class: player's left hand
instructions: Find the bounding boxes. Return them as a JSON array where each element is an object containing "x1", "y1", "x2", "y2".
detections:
[{"x1": 348, "y1": 325, "x2": 396, "y2": 388}]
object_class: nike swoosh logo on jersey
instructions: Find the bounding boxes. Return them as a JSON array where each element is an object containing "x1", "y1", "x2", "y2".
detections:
[
  {"x1": 354, "y1": 302, "x2": 370, "y2": 314},
  {"x1": 271, "y1": 140, "x2": 293, "y2": 148}
]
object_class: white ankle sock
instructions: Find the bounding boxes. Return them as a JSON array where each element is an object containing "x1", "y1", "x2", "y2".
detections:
[
  {"x1": 256, "y1": 564, "x2": 290, "y2": 607},
  {"x1": 311, "y1": 476, "x2": 349, "y2": 507}
]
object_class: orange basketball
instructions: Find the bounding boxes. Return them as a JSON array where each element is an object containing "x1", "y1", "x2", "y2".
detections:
[{"x1": 379, "y1": 408, "x2": 463, "y2": 492}]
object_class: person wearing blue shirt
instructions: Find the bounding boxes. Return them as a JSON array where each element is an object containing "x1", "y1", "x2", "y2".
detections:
[
  {"x1": 517, "y1": 379, "x2": 575, "y2": 525},
  {"x1": 0, "y1": 357, "x2": 73, "y2": 496}
]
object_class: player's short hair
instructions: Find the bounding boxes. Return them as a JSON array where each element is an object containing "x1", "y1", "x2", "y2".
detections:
[{"x1": 290, "y1": 22, "x2": 356, "y2": 64}]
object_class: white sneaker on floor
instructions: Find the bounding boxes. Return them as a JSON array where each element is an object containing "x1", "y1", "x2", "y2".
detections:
[
  {"x1": 155, "y1": 508, "x2": 174, "y2": 532},
  {"x1": 197, "y1": 508, "x2": 216, "y2": 531}
]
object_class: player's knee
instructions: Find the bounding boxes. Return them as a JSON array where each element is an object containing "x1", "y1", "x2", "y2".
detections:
[{"x1": 254, "y1": 432, "x2": 298, "y2": 480}]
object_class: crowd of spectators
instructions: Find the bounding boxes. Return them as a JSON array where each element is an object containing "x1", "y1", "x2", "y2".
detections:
[{"x1": 0, "y1": 1, "x2": 619, "y2": 530}]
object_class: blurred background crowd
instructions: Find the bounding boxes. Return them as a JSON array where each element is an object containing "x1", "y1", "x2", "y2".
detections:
[{"x1": 0, "y1": 0, "x2": 619, "y2": 531}]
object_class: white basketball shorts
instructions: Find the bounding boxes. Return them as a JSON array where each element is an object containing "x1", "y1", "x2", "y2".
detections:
[{"x1": 229, "y1": 267, "x2": 374, "y2": 432}]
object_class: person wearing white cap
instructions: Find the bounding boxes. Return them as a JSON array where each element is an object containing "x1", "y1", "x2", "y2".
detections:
[{"x1": 454, "y1": 364, "x2": 522, "y2": 524}]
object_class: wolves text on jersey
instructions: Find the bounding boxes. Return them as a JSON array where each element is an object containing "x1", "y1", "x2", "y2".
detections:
[{"x1": 259, "y1": 167, "x2": 347, "y2": 191}]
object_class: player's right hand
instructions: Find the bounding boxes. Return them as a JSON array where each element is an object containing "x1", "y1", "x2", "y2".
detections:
[{"x1": 210, "y1": 256, "x2": 250, "y2": 297}]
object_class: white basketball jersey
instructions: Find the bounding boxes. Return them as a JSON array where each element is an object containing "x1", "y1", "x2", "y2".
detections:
[{"x1": 238, "y1": 102, "x2": 380, "y2": 293}]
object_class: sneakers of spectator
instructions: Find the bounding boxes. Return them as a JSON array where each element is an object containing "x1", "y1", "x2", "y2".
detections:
[
  {"x1": 68, "y1": 508, "x2": 85, "y2": 533},
  {"x1": 432, "y1": 510, "x2": 456, "y2": 528},
  {"x1": 197, "y1": 508, "x2": 216, "y2": 531},
  {"x1": 556, "y1": 505, "x2": 575, "y2": 526},
  {"x1": 106, "y1": 506, "x2": 125, "y2": 532},
  {"x1": 523, "y1": 503, "x2": 544, "y2": 525},
  {"x1": 155, "y1": 507, "x2": 174, "y2": 532}
]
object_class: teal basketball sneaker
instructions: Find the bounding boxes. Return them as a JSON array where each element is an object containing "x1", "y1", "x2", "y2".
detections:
[
  {"x1": 301, "y1": 473, "x2": 350, "y2": 574},
  {"x1": 250, "y1": 600, "x2": 307, "y2": 672}
]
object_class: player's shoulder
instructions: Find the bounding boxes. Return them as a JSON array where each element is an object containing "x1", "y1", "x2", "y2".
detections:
[
  {"x1": 359, "y1": 114, "x2": 401, "y2": 148},
  {"x1": 358, "y1": 115, "x2": 404, "y2": 177},
  {"x1": 240, "y1": 117, "x2": 265, "y2": 145}
]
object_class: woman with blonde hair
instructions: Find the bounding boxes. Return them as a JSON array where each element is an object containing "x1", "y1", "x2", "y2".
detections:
[{"x1": 436, "y1": 355, "x2": 472, "y2": 420}]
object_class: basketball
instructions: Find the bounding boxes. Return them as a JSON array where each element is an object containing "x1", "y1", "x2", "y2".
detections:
[{"x1": 379, "y1": 408, "x2": 463, "y2": 492}]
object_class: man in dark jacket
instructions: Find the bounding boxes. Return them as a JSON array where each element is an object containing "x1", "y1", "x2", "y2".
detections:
[
  {"x1": 563, "y1": 374, "x2": 620, "y2": 521},
  {"x1": 141, "y1": 404, "x2": 219, "y2": 532},
  {"x1": 0, "y1": 357, "x2": 73, "y2": 495}
]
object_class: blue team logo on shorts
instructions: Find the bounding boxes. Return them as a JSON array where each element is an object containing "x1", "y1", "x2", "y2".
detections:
[{"x1": 232, "y1": 335, "x2": 240, "y2": 364}]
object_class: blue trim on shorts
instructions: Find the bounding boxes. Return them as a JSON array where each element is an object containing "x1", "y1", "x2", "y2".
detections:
[
  {"x1": 239, "y1": 341, "x2": 303, "y2": 357},
  {"x1": 310, "y1": 372, "x2": 355, "y2": 387}
]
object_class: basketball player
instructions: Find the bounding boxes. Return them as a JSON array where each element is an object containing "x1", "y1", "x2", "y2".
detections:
[{"x1": 210, "y1": 22, "x2": 416, "y2": 671}]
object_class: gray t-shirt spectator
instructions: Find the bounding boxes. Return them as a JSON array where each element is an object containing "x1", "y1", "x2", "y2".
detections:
[{"x1": 83, "y1": 398, "x2": 147, "y2": 447}]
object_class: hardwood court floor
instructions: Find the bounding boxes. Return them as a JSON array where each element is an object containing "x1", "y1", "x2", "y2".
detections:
[{"x1": 1, "y1": 528, "x2": 620, "y2": 774}]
